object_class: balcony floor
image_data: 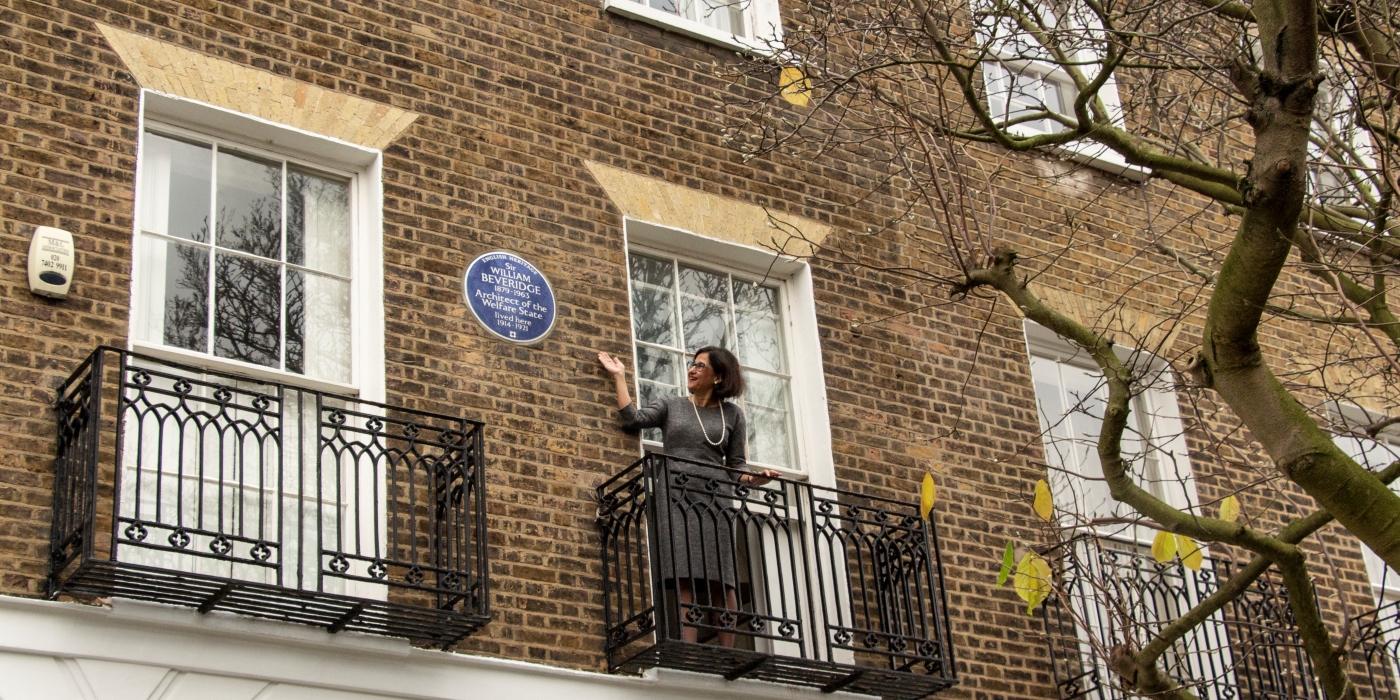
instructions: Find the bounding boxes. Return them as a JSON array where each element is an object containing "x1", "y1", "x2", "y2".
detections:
[
  {"x1": 613, "y1": 639, "x2": 956, "y2": 700},
  {"x1": 54, "y1": 560, "x2": 488, "y2": 648}
]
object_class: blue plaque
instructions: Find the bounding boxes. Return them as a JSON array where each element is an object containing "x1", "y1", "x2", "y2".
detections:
[{"x1": 463, "y1": 251, "x2": 557, "y2": 345}]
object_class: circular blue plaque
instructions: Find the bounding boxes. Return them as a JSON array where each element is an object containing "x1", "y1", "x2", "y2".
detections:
[{"x1": 463, "y1": 251, "x2": 557, "y2": 345}]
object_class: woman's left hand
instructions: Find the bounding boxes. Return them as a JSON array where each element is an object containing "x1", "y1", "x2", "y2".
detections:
[{"x1": 739, "y1": 469, "x2": 782, "y2": 487}]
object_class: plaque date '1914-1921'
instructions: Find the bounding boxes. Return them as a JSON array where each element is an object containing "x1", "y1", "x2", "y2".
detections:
[{"x1": 463, "y1": 251, "x2": 557, "y2": 345}]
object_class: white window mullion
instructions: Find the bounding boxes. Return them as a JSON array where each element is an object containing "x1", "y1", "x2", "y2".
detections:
[
  {"x1": 279, "y1": 161, "x2": 288, "y2": 372},
  {"x1": 204, "y1": 147, "x2": 219, "y2": 355}
]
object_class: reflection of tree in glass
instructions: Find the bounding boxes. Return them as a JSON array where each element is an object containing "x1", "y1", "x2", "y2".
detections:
[
  {"x1": 630, "y1": 283, "x2": 675, "y2": 347},
  {"x1": 680, "y1": 268, "x2": 731, "y2": 351},
  {"x1": 163, "y1": 259, "x2": 207, "y2": 352},
  {"x1": 734, "y1": 288, "x2": 782, "y2": 369},
  {"x1": 636, "y1": 347, "x2": 678, "y2": 387},
  {"x1": 165, "y1": 175, "x2": 298, "y2": 371}
]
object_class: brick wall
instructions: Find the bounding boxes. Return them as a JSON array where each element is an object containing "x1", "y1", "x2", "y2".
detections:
[{"x1": 0, "y1": 0, "x2": 1387, "y2": 698}]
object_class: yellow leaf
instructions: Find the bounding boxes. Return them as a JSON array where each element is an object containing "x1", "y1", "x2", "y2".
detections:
[
  {"x1": 1220, "y1": 495, "x2": 1240, "y2": 523},
  {"x1": 779, "y1": 66, "x2": 811, "y2": 107},
  {"x1": 1177, "y1": 535, "x2": 1204, "y2": 571},
  {"x1": 1014, "y1": 552, "x2": 1052, "y2": 613},
  {"x1": 1151, "y1": 530, "x2": 1177, "y2": 563},
  {"x1": 920, "y1": 473, "x2": 936, "y2": 521},
  {"x1": 1033, "y1": 479, "x2": 1054, "y2": 522}
]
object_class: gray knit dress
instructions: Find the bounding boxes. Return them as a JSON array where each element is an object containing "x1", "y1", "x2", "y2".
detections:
[{"x1": 619, "y1": 395, "x2": 748, "y2": 589}]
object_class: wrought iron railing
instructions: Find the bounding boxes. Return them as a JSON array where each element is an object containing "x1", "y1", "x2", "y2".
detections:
[
  {"x1": 48, "y1": 347, "x2": 490, "y2": 647},
  {"x1": 1043, "y1": 539, "x2": 1325, "y2": 700},
  {"x1": 1355, "y1": 596, "x2": 1400, "y2": 699},
  {"x1": 596, "y1": 453, "x2": 957, "y2": 700}
]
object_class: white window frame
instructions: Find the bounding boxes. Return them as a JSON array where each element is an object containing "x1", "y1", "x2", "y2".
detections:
[
  {"x1": 1331, "y1": 403, "x2": 1400, "y2": 687},
  {"x1": 976, "y1": 1, "x2": 1149, "y2": 181},
  {"x1": 622, "y1": 218, "x2": 834, "y2": 488},
  {"x1": 1024, "y1": 321, "x2": 1198, "y2": 538},
  {"x1": 602, "y1": 0, "x2": 784, "y2": 54},
  {"x1": 1331, "y1": 404, "x2": 1400, "y2": 600},
  {"x1": 1024, "y1": 323, "x2": 1234, "y2": 696},
  {"x1": 1308, "y1": 70, "x2": 1378, "y2": 213},
  {"x1": 624, "y1": 219, "x2": 849, "y2": 667},
  {"x1": 124, "y1": 90, "x2": 389, "y2": 601},
  {"x1": 130, "y1": 90, "x2": 386, "y2": 401}
]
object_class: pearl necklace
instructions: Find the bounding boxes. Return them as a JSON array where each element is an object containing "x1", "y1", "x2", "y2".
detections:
[{"x1": 691, "y1": 397, "x2": 726, "y2": 446}]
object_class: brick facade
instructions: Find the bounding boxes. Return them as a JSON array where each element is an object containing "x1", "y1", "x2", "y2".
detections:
[{"x1": 0, "y1": 0, "x2": 1388, "y2": 698}]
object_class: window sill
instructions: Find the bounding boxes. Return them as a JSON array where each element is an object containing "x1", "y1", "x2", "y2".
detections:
[
  {"x1": 602, "y1": 0, "x2": 777, "y2": 56},
  {"x1": 641, "y1": 439, "x2": 808, "y2": 480},
  {"x1": 129, "y1": 340, "x2": 360, "y2": 397},
  {"x1": 1053, "y1": 141, "x2": 1151, "y2": 182},
  {"x1": 1006, "y1": 127, "x2": 1150, "y2": 182}
]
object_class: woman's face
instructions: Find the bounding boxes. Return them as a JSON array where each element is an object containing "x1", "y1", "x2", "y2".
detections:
[{"x1": 687, "y1": 352, "x2": 719, "y2": 395}]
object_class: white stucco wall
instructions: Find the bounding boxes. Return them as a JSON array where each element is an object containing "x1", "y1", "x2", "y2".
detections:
[{"x1": 0, "y1": 596, "x2": 874, "y2": 700}]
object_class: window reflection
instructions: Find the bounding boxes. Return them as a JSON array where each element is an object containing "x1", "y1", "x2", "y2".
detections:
[{"x1": 137, "y1": 130, "x2": 353, "y2": 384}]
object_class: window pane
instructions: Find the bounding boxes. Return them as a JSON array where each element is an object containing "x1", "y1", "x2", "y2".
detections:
[
  {"x1": 998, "y1": 65, "x2": 1065, "y2": 134},
  {"x1": 985, "y1": 64, "x2": 1011, "y2": 123},
  {"x1": 1029, "y1": 357, "x2": 1066, "y2": 435},
  {"x1": 161, "y1": 241, "x2": 209, "y2": 353},
  {"x1": 1030, "y1": 354, "x2": 1113, "y2": 518},
  {"x1": 680, "y1": 266, "x2": 730, "y2": 351},
  {"x1": 680, "y1": 265, "x2": 728, "y2": 303},
  {"x1": 630, "y1": 252, "x2": 674, "y2": 288},
  {"x1": 682, "y1": 297, "x2": 729, "y2": 351},
  {"x1": 1344, "y1": 435, "x2": 1400, "y2": 471},
  {"x1": 699, "y1": 0, "x2": 742, "y2": 34},
  {"x1": 217, "y1": 150, "x2": 283, "y2": 259},
  {"x1": 143, "y1": 133, "x2": 213, "y2": 243},
  {"x1": 631, "y1": 285, "x2": 676, "y2": 347},
  {"x1": 734, "y1": 282, "x2": 784, "y2": 373},
  {"x1": 745, "y1": 373, "x2": 792, "y2": 469},
  {"x1": 288, "y1": 270, "x2": 352, "y2": 383},
  {"x1": 288, "y1": 169, "x2": 351, "y2": 277},
  {"x1": 636, "y1": 345, "x2": 681, "y2": 387},
  {"x1": 214, "y1": 252, "x2": 282, "y2": 368},
  {"x1": 637, "y1": 377, "x2": 682, "y2": 445},
  {"x1": 1039, "y1": 77, "x2": 1065, "y2": 118},
  {"x1": 748, "y1": 406, "x2": 791, "y2": 469},
  {"x1": 1061, "y1": 363, "x2": 1105, "y2": 421}
]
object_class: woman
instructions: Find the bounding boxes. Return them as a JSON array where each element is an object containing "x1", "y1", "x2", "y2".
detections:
[{"x1": 598, "y1": 346, "x2": 780, "y2": 646}]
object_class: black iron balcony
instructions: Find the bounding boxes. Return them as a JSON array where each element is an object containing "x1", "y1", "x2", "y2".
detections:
[
  {"x1": 48, "y1": 347, "x2": 489, "y2": 647},
  {"x1": 1354, "y1": 596, "x2": 1400, "y2": 699},
  {"x1": 596, "y1": 453, "x2": 957, "y2": 700},
  {"x1": 1043, "y1": 539, "x2": 1325, "y2": 700}
]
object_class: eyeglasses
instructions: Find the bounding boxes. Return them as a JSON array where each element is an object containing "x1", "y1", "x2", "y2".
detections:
[{"x1": 687, "y1": 361, "x2": 711, "y2": 371}]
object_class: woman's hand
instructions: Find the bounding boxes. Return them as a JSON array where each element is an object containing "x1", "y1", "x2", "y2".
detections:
[
  {"x1": 599, "y1": 352, "x2": 632, "y2": 409},
  {"x1": 598, "y1": 352, "x2": 626, "y2": 376},
  {"x1": 740, "y1": 469, "x2": 783, "y2": 487}
]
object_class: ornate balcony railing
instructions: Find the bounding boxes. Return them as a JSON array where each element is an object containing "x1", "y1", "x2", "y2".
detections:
[
  {"x1": 1043, "y1": 539, "x2": 1325, "y2": 700},
  {"x1": 48, "y1": 347, "x2": 489, "y2": 647},
  {"x1": 596, "y1": 453, "x2": 957, "y2": 700},
  {"x1": 1354, "y1": 596, "x2": 1400, "y2": 699}
]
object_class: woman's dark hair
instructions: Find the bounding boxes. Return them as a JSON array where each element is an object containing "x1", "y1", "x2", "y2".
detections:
[{"x1": 695, "y1": 346, "x2": 745, "y2": 399}]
